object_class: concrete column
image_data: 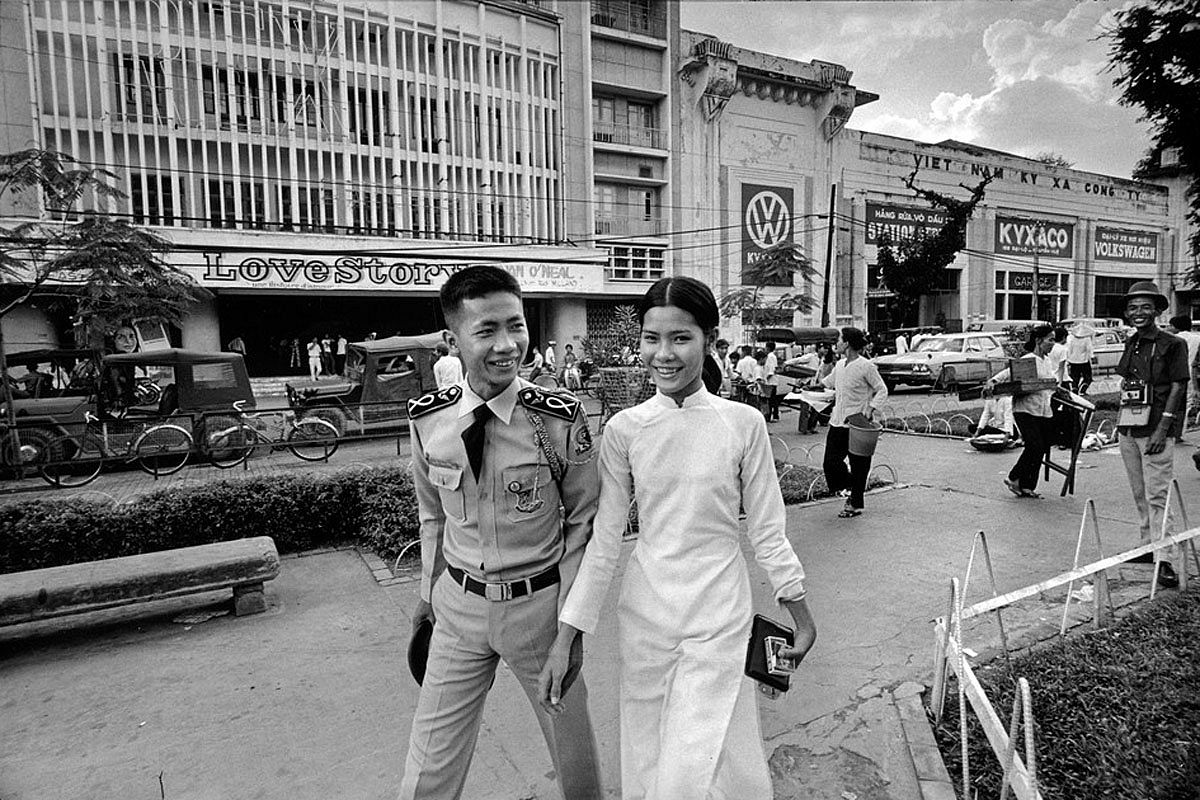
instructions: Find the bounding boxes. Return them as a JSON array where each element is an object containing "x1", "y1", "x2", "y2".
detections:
[{"x1": 181, "y1": 293, "x2": 221, "y2": 351}]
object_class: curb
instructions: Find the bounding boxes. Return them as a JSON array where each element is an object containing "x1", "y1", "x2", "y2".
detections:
[{"x1": 892, "y1": 686, "x2": 956, "y2": 800}]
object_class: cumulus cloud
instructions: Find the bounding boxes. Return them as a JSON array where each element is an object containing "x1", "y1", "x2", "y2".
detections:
[{"x1": 852, "y1": 2, "x2": 1148, "y2": 175}]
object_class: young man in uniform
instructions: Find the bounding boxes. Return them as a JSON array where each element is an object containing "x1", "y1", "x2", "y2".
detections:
[
  {"x1": 399, "y1": 265, "x2": 602, "y2": 800},
  {"x1": 1115, "y1": 282, "x2": 1189, "y2": 589}
]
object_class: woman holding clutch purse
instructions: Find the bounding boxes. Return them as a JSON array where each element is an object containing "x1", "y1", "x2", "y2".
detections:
[{"x1": 538, "y1": 276, "x2": 817, "y2": 799}]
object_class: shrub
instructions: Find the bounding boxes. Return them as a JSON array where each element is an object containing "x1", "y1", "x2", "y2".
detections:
[
  {"x1": 0, "y1": 460, "x2": 894, "y2": 574},
  {"x1": 0, "y1": 465, "x2": 420, "y2": 574}
]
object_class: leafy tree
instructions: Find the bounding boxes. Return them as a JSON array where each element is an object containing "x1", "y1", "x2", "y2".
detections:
[
  {"x1": 718, "y1": 241, "x2": 816, "y2": 341},
  {"x1": 0, "y1": 148, "x2": 205, "y2": 465},
  {"x1": 1106, "y1": 0, "x2": 1200, "y2": 279},
  {"x1": 1034, "y1": 152, "x2": 1074, "y2": 169},
  {"x1": 876, "y1": 170, "x2": 993, "y2": 328},
  {"x1": 581, "y1": 304, "x2": 641, "y2": 367}
]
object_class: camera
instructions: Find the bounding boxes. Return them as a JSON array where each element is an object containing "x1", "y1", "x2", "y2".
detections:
[
  {"x1": 1121, "y1": 379, "x2": 1149, "y2": 407},
  {"x1": 765, "y1": 637, "x2": 796, "y2": 676}
]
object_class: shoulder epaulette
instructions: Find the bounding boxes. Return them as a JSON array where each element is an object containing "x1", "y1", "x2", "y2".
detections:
[
  {"x1": 518, "y1": 386, "x2": 581, "y2": 422},
  {"x1": 407, "y1": 385, "x2": 462, "y2": 419}
]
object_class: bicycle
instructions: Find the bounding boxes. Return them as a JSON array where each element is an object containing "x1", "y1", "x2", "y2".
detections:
[
  {"x1": 38, "y1": 412, "x2": 197, "y2": 488},
  {"x1": 202, "y1": 400, "x2": 340, "y2": 468}
]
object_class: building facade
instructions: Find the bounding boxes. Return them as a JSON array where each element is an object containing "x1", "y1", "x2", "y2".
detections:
[
  {"x1": 835, "y1": 133, "x2": 1174, "y2": 333},
  {"x1": 1, "y1": 0, "x2": 621, "y2": 372},
  {"x1": 2, "y1": 0, "x2": 1193, "y2": 365}
]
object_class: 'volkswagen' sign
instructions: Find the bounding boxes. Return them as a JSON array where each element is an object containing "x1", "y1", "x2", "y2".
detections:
[{"x1": 741, "y1": 184, "x2": 794, "y2": 285}]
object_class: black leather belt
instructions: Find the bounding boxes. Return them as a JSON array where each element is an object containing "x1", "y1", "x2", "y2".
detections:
[{"x1": 446, "y1": 564, "x2": 560, "y2": 602}]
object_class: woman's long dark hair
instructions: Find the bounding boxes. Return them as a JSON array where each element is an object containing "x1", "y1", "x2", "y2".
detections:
[
  {"x1": 840, "y1": 326, "x2": 868, "y2": 352},
  {"x1": 638, "y1": 276, "x2": 719, "y2": 330},
  {"x1": 1024, "y1": 324, "x2": 1054, "y2": 352}
]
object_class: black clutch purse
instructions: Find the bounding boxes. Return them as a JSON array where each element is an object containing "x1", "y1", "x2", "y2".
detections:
[{"x1": 744, "y1": 614, "x2": 795, "y2": 694}]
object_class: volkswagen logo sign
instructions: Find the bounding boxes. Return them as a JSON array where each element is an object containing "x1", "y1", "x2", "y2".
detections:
[{"x1": 744, "y1": 190, "x2": 792, "y2": 248}]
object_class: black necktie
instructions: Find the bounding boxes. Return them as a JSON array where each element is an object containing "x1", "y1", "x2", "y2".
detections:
[{"x1": 462, "y1": 404, "x2": 492, "y2": 481}]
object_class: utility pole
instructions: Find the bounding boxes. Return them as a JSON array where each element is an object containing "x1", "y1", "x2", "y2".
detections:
[
  {"x1": 820, "y1": 182, "x2": 837, "y2": 328},
  {"x1": 1031, "y1": 253, "x2": 1040, "y2": 322}
]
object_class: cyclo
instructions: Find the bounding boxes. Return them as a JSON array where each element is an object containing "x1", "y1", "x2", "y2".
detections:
[{"x1": 36, "y1": 349, "x2": 336, "y2": 488}]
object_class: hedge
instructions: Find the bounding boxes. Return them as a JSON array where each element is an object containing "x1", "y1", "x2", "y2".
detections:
[
  {"x1": 0, "y1": 466, "x2": 420, "y2": 574},
  {"x1": 0, "y1": 462, "x2": 890, "y2": 574}
]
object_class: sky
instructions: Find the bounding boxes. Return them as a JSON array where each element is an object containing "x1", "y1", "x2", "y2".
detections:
[{"x1": 681, "y1": 0, "x2": 1151, "y2": 179}]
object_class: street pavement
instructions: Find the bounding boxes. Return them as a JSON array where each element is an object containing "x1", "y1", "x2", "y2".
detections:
[{"x1": 1, "y1": 409, "x2": 1198, "y2": 799}]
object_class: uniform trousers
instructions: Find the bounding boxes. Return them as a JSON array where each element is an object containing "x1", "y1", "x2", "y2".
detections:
[
  {"x1": 1118, "y1": 434, "x2": 1177, "y2": 549},
  {"x1": 398, "y1": 570, "x2": 602, "y2": 800}
]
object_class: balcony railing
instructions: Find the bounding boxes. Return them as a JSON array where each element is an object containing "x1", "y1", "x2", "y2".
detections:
[
  {"x1": 593, "y1": 122, "x2": 664, "y2": 150},
  {"x1": 590, "y1": 0, "x2": 667, "y2": 38},
  {"x1": 594, "y1": 215, "x2": 664, "y2": 237}
]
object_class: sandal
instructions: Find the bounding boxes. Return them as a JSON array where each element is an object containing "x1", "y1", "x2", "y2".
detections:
[
  {"x1": 1019, "y1": 489, "x2": 1043, "y2": 499},
  {"x1": 1002, "y1": 478, "x2": 1023, "y2": 497},
  {"x1": 837, "y1": 505, "x2": 863, "y2": 518}
]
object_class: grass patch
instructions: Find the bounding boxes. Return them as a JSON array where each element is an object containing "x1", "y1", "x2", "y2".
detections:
[
  {"x1": 777, "y1": 463, "x2": 889, "y2": 504},
  {"x1": 932, "y1": 588, "x2": 1200, "y2": 799}
]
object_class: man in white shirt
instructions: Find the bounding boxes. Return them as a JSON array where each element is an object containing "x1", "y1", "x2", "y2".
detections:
[
  {"x1": 1065, "y1": 323, "x2": 1095, "y2": 394},
  {"x1": 1046, "y1": 326, "x2": 1069, "y2": 385},
  {"x1": 432, "y1": 342, "x2": 464, "y2": 388},
  {"x1": 544, "y1": 340, "x2": 557, "y2": 375},
  {"x1": 1166, "y1": 315, "x2": 1200, "y2": 424},
  {"x1": 764, "y1": 341, "x2": 784, "y2": 421}
]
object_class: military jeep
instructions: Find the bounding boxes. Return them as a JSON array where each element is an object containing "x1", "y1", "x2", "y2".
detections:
[{"x1": 285, "y1": 332, "x2": 445, "y2": 436}]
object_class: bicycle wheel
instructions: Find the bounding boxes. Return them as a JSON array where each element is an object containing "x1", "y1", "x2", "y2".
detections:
[
  {"x1": 133, "y1": 424, "x2": 193, "y2": 476},
  {"x1": 38, "y1": 433, "x2": 105, "y2": 488},
  {"x1": 286, "y1": 417, "x2": 339, "y2": 461},
  {"x1": 206, "y1": 421, "x2": 257, "y2": 469}
]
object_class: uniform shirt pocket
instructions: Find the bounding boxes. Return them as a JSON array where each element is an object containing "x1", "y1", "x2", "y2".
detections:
[
  {"x1": 503, "y1": 463, "x2": 555, "y2": 523},
  {"x1": 428, "y1": 463, "x2": 466, "y2": 522}
]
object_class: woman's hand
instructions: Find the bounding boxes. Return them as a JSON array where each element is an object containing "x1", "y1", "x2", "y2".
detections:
[
  {"x1": 537, "y1": 625, "x2": 583, "y2": 715},
  {"x1": 778, "y1": 598, "x2": 817, "y2": 665}
]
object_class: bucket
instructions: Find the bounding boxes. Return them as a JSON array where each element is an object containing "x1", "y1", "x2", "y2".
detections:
[{"x1": 846, "y1": 413, "x2": 882, "y2": 457}]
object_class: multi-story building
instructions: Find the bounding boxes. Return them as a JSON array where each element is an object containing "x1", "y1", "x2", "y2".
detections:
[
  {"x1": 2, "y1": 0, "x2": 1190, "y2": 364},
  {"x1": 1, "y1": 0, "x2": 615, "y2": 371}
]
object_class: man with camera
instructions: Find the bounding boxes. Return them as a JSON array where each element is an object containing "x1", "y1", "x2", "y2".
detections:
[{"x1": 1115, "y1": 282, "x2": 1190, "y2": 589}]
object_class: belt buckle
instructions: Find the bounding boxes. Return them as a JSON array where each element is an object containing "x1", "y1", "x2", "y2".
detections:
[{"x1": 484, "y1": 582, "x2": 512, "y2": 602}]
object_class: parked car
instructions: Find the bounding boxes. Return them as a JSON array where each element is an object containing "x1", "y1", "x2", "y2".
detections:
[
  {"x1": 286, "y1": 332, "x2": 444, "y2": 435},
  {"x1": 872, "y1": 332, "x2": 1007, "y2": 390},
  {"x1": 873, "y1": 326, "x2": 944, "y2": 356},
  {"x1": 1090, "y1": 327, "x2": 1127, "y2": 370}
]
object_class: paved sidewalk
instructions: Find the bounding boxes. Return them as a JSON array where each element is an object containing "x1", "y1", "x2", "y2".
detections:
[{"x1": 1, "y1": 428, "x2": 1197, "y2": 798}]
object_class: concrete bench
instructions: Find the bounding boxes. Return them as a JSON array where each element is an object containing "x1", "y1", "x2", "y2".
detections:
[{"x1": 0, "y1": 537, "x2": 281, "y2": 627}]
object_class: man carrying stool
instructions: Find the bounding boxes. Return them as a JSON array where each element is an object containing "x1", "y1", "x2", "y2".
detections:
[{"x1": 399, "y1": 265, "x2": 602, "y2": 799}]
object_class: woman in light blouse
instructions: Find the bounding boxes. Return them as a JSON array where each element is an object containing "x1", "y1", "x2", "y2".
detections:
[
  {"x1": 821, "y1": 327, "x2": 889, "y2": 518},
  {"x1": 538, "y1": 276, "x2": 816, "y2": 800},
  {"x1": 990, "y1": 324, "x2": 1057, "y2": 498}
]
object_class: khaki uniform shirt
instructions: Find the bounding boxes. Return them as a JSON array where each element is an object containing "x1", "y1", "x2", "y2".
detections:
[{"x1": 407, "y1": 377, "x2": 599, "y2": 603}]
